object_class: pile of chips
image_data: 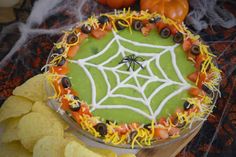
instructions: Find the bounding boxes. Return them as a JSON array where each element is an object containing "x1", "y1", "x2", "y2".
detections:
[{"x1": 0, "y1": 74, "x2": 136, "y2": 157}]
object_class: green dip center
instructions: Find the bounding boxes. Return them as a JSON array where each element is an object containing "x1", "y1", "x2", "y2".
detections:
[{"x1": 67, "y1": 29, "x2": 195, "y2": 124}]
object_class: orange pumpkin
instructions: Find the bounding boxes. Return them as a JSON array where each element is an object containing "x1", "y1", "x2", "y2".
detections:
[
  {"x1": 97, "y1": 0, "x2": 136, "y2": 9},
  {"x1": 140, "y1": 0, "x2": 189, "y2": 23}
]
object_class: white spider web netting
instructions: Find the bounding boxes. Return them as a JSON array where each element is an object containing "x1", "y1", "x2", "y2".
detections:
[{"x1": 69, "y1": 30, "x2": 191, "y2": 121}]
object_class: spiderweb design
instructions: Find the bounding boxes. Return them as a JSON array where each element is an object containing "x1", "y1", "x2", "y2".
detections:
[{"x1": 69, "y1": 30, "x2": 191, "y2": 121}]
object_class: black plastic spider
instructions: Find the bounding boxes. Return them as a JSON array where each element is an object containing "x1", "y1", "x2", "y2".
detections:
[{"x1": 119, "y1": 54, "x2": 145, "y2": 71}]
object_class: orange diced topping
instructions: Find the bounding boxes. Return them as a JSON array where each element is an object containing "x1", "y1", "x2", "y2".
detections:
[
  {"x1": 154, "y1": 128, "x2": 169, "y2": 139},
  {"x1": 67, "y1": 45, "x2": 79, "y2": 58},
  {"x1": 91, "y1": 29, "x2": 107, "y2": 39},
  {"x1": 187, "y1": 71, "x2": 199, "y2": 82}
]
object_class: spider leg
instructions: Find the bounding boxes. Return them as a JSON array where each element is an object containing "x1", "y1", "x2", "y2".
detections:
[
  {"x1": 132, "y1": 61, "x2": 136, "y2": 71},
  {"x1": 135, "y1": 61, "x2": 144, "y2": 69},
  {"x1": 127, "y1": 62, "x2": 132, "y2": 71},
  {"x1": 119, "y1": 58, "x2": 129, "y2": 64},
  {"x1": 119, "y1": 60, "x2": 124, "y2": 64}
]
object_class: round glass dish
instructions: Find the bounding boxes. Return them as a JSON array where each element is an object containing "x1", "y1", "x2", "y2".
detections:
[{"x1": 44, "y1": 21, "x2": 219, "y2": 150}]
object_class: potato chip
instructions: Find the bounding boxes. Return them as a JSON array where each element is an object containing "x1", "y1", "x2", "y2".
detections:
[
  {"x1": 13, "y1": 74, "x2": 47, "y2": 102},
  {"x1": 64, "y1": 141, "x2": 103, "y2": 157},
  {"x1": 64, "y1": 132, "x2": 85, "y2": 146},
  {"x1": 118, "y1": 154, "x2": 136, "y2": 157},
  {"x1": 90, "y1": 147, "x2": 117, "y2": 157},
  {"x1": 0, "y1": 141, "x2": 32, "y2": 157},
  {"x1": 32, "y1": 101, "x2": 69, "y2": 130},
  {"x1": 17, "y1": 112, "x2": 64, "y2": 152},
  {"x1": 1, "y1": 118, "x2": 20, "y2": 143},
  {"x1": 33, "y1": 136, "x2": 66, "y2": 157},
  {"x1": 0, "y1": 96, "x2": 32, "y2": 123}
]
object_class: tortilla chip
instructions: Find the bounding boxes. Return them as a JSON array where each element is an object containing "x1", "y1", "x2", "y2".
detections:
[
  {"x1": 90, "y1": 147, "x2": 118, "y2": 157},
  {"x1": 1, "y1": 118, "x2": 20, "y2": 143},
  {"x1": 33, "y1": 136, "x2": 66, "y2": 157},
  {"x1": 64, "y1": 141, "x2": 102, "y2": 157},
  {"x1": 0, "y1": 96, "x2": 32, "y2": 123},
  {"x1": 13, "y1": 74, "x2": 47, "y2": 102},
  {"x1": 0, "y1": 142, "x2": 32, "y2": 157},
  {"x1": 17, "y1": 112, "x2": 64, "y2": 152},
  {"x1": 32, "y1": 101, "x2": 69, "y2": 130}
]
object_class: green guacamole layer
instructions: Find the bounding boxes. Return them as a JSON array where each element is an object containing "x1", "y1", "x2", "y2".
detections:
[{"x1": 67, "y1": 28, "x2": 195, "y2": 124}]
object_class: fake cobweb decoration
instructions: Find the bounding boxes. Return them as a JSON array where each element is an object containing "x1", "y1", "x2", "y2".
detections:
[{"x1": 70, "y1": 30, "x2": 192, "y2": 120}]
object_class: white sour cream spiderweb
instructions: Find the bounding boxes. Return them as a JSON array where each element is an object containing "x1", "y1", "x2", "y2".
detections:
[{"x1": 69, "y1": 30, "x2": 191, "y2": 120}]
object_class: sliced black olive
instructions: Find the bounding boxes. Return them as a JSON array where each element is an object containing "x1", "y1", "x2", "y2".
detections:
[
  {"x1": 98, "y1": 15, "x2": 109, "y2": 25},
  {"x1": 183, "y1": 101, "x2": 193, "y2": 111},
  {"x1": 57, "y1": 57, "x2": 66, "y2": 66},
  {"x1": 73, "y1": 95, "x2": 80, "y2": 100},
  {"x1": 61, "y1": 77, "x2": 71, "y2": 88},
  {"x1": 202, "y1": 84, "x2": 212, "y2": 95},
  {"x1": 54, "y1": 47, "x2": 65, "y2": 54},
  {"x1": 173, "y1": 32, "x2": 184, "y2": 43},
  {"x1": 69, "y1": 97, "x2": 81, "y2": 111},
  {"x1": 81, "y1": 24, "x2": 92, "y2": 34},
  {"x1": 129, "y1": 130, "x2": 138, "y2": 141},
  {"x1": 67, "y1": 33, "x2": 78, "y2": 45},
  {"x1": 191, "y1": 45, "x2": 200, "y2": 56},
  {"x1": 160, "y1": 27, "x2": 171, "y2": 38},
  {"x1": 149, "y1": 16, "x2": 161, "y2": 23},
  {"x1": 115, "y1": 19, "x2": 127, "y2": 30},
  {"x1": 132, "y1": 20, "x2": 143, "y2": 31},
  {"x1": 174, "y1": 117, "x2": 186, "y2": 128},
  {"x1": 143, "y1": 123, "x2": 151, "y2": 130},
  {"x1": 94, "y1": 123, "x2": 107, "y2": 136}
]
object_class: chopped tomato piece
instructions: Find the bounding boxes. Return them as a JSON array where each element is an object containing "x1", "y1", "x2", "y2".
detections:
[
  {"x1": 155, "y1": 22, "x2": 166, "y2": 32},
  {"x1": 154, "y1": 128, "x2": 169, "y2": 139},
  {"x1": 183, "y1": 39, "x2": 192, "y2": 51},
  {"x1": 187, "y1": 71, "x2": 199, "y2": 82},
  {"x1": 115, "y1": 124, "x2": 129, "y2": 135},
  {"x1": 67, "y1": 45, "x2": 79, "y2": 58},
  {"x1": 142, "y1": 19, "x2": 149, "y2": 25},
  {"x1": 61, "y1": 97, "x2": 70, "y2": 111},
  {"x1": 50, "y1": 61, "x2": 69, "y2": 75},
  {"x1": 105, "y1": 23, "x2": 112, "y2": 31},
  {"x1": 146, "y1": 23, "x2": 155, "y2": 30},
  {"x1": 159, "y1": 117, "x2": 168, "y2": 126},
  {"x1": 78, "y1": 103, "x2": 92, "y2": 116},
  {"x1": 141, "y1": 26, "x2": 151, "y2": 36},
  {"x1": 195, "y1": 54, "x2": 207, "y2": 69},
  {"x1": 91, "y1": 29, "x2": 107, "y2": 39},
  {"x1": 71, "y1": 111, "x2": 82, "y2": 123},
  {"x1": 79, "y1": 33, "x2": 88, "y2": 43},
  {"x1": 197, "y1": 72, "x2": 206, "y2": 88},
  {"x1": 188, "y1": 87, "x2": 205, "y2": 97},
  {"x1": 52, "y1": 80, "x2": 65, "y2": 95},
  {"x1": 169, "y1": 25, "x2": 178, "y2": 35}
]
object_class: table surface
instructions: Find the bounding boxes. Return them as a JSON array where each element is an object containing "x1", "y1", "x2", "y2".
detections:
[{"x1": 0, "y1": 0, "x2": 235, "y2": 157}]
